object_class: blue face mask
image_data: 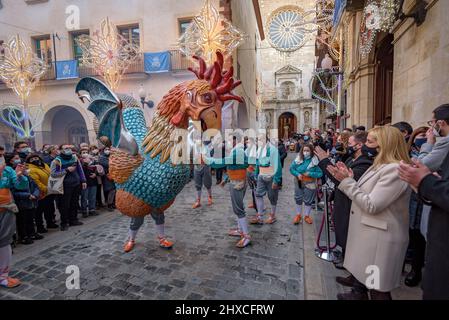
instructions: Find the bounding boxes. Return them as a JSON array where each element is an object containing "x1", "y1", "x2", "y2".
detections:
[
  {"x1": 63, "y1": 149, "x2": 73, "y2": 156},
  {"x1": 13, "y1": 159, "x2": 22, "y2": 166},
  {"x1": 19, "y1": 147, "x2": 31, "y2": 155},
  {"x1": 414, "y1": 138, "x2": 427, "y2": 149}
]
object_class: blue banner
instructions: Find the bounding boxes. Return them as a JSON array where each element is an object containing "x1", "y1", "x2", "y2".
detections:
[
  {"x1": 144, "y1": 51, "x2": 170, "y2": 73},
  {"x1": 56, "y1": 60, "x2": 79, "y2": 80},
  {"x1": 333, "y1": 0, "x2": 346, "y2": 28}
]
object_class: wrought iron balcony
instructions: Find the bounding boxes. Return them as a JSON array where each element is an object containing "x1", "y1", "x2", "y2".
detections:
[{"x1": 169, "y1": 49, "x2": 196, "y2": 72}]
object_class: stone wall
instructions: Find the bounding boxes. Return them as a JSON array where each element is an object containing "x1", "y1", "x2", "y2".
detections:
[
  {"x1": 230, "y1": 0, "x2": 260, "y2": 129},
  {"x1": 392, "y1": 0, "x2": 448, "y2": 127}
]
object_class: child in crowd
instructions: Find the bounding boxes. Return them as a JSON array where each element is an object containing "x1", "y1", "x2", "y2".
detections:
[{"x1": 289, "y1": 143, "x2": 323, "y2": 225}]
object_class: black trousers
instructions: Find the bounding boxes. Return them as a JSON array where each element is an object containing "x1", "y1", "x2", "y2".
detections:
[
  {"x1": 59, "y1": 185, "x2": 81, "y2": 226},
  {"x1": 97, "y1": 184, "x2": 104, "y2": 206},
  {"x1": 16, "y1": 208, "x2": 36, "y2": 239},
  {"x1": 409, "y1": 228, "x2": 426, "y2": 272},
  {"x1": 216, "y1": 168, "x2": 224, "y2": 183},
  {"x1": 35, "y1": 196, "x2": 55, "y2": 228}
]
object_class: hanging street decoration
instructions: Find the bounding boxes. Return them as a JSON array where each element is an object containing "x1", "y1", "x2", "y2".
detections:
[
  {"x1": 0, "y1": 34, "x2": 47, "y2": 139},
  {"x1": 309, "y1": 69, "x2": 339, "y2": 111},
  {"x1": 359, "y1": 0, "x2": 379, "y2": 59},
  {"x1": 0, "y1": 103, "x2": 45, "y2": 138},
  {"x1": 359, "y1": 0, "x2": 401, "y2": 58},
  {"x1": 76, "y1": 17, "x2": 140, "y2": 91},
  {"x1": 178, "y1": 0, "x2": 245, "y2": 64}
]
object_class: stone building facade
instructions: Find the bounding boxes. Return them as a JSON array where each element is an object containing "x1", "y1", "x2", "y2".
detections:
[
  {"x1": 334, "y1": 0, "x2": 448, "y2": 129},
  {"x1": 257, "y1": 0, "x2": 320, "y2": 138},
  {"x1": 0, "y1": 0, "x2": 263, "y2": 149}
]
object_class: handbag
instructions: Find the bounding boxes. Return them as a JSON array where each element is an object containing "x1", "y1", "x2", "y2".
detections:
[{"x1": 47, "y1": 162, "x2": 66, "y2": 195}]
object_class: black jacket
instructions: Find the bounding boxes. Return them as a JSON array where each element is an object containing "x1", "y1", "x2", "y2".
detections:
[
  {"x1": 99, "y1": 154, "x2": 115, "y2": 192},
  {"x1": 82, "y1": 162, "x2": 99, "y2": 187},
  {"x1": 318, "y1": 155, "x2": 373, "y2": 250},
  {"x1": 278, "y1": 143, "x2": 287, "y2": 163},
  {"x1": 418, "y1": 150, "x2": 449, "y2": 300}
]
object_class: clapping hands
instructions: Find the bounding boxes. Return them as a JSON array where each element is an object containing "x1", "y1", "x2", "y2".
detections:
[{"x1": 326, "y1": 162, "x2": 354, "y2": 182}]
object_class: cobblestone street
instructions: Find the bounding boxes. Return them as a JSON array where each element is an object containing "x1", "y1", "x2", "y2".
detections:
[{"x1": 0, "y1": 156, "x2": 306, "y2": 300}]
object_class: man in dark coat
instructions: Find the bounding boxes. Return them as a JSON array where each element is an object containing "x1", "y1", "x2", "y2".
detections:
[
  {"x1": 399, "y1": 146, "x2": 449, "y2": 300},
  {"x1": 315, "y1": 131, "x2": 373, "y2": 269}
]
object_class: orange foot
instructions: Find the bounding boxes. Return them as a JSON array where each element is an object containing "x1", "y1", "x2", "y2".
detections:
[
  {"x1": 207, "y1": 196, "x2": 213, "y2": 206},
  {"x1": 0, "y1": 277, "x2": 21, "y2": 288},
  {"x1": 228, "y1": 228, "x2": 242, "y2": 237},
  {"x1": 304, "y1": 216, "x2": 313, "y2": 225},
  {"x1": 158, "y1": 237, "x2": 174, "y2": 249},
  {"x1": 124, "y1": 240, "x2": 135, "y2": 253},
  {"x1": 265, "y1": 214, "x2": 277, "y2": 224},
  {"x1": 192, "y1": 200, "x2": 201, "y2": 209},
  {"x1": 250, "y1": 215, "x2": 263, "y2": 225},
  {"x1": 293, "y1": 214, "x2": 302, "y2": 225},
  {"x1": 236, "y1": 235, "x2": 251, "y2": 248}
]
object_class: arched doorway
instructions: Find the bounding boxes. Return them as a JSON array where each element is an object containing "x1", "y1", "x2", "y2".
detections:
[
  {"x1": 42, "y1": 106, "x2": 89, "y2": 146},
  {"x1": 278, "y1": 112, "x2": 297, "y2": 141}
]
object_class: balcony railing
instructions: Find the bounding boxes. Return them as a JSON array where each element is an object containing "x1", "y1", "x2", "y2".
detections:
[
  {"x1": 0, "y1": 50, "x2": 193, "y2": 87},
  {"x1": 78, "y1": 57, "x2": 145, "y2": 78},
  {"x1": 169, "y1": 49, "x2": 196, "y2": 72}
]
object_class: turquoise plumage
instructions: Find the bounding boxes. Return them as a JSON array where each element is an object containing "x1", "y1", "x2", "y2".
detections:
[{"x1": 76, "y1": 77, "x2": 190, "y2": 211}]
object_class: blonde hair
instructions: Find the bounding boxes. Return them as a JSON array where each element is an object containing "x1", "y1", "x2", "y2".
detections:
[{"x1": 369, "y1": 126, "x2": 412, "y2": 167}]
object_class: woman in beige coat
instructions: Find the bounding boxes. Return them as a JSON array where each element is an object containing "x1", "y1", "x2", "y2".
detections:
[{"x1": 327, "y1": 126, "x2": 412, "y2": 300}]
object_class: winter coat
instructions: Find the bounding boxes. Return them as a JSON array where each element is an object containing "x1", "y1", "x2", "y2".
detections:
[
  {"x1": 418, "y1": 149, "x2": 449, "y2": 300},
  {"x1": 27, "y1": 162, "x2": 51, "y2": 198},
  {"x1": 11, "y1": 174, "x2": 40, "y2": 210},
  {"x1": 290, "y1": 155, "x2": 323, "y2": 189},
  {"x1": 318, "y1": 155, "x2": 373, "y2": 250},
  {"x1": 99, "y1": 154, "x2": 115, "y2": 192},
  {"x1": 50, "y1": 154, "x2": 86, "y2": 188},
  {"x1": 338, "y1": 163, "x2": 410, "y2": 292}
]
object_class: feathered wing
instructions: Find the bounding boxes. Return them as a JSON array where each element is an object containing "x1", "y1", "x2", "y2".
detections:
[{"x1": 76, "y1": 77, "x2": 138, "y2": 155}]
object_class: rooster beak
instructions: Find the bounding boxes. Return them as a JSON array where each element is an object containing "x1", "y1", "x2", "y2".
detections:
[{"x1": 199, "y1": 106, "x2": 221, "y2": 131}]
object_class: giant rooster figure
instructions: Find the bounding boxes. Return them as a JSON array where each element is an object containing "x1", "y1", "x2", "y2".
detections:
[{"x1": 75, "y1": 51, "x2": 242, "y2": 250}]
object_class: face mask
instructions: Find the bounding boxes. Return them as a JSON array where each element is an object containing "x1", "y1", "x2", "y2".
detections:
[
  {"x1": 81, "y1": 153, "x2": 89, "y2": 158},
  {"x1": 414, "y1": 138, "x2": 427, "y2": 149},
  {"x1": 303, "y1": 151, "x2": 311, "y2": 159},
  {"x1": 13, "y1": 159, "x2": 21, "y2": 166},
  {"x1": 362, "y1": 145, "x2": 378, "y2": 158},
  {"x1": 347, "y1": 145, "x2": 359, "y2": 157},
  {"x1": 433, "y1": 123, "x2": 441, "y2": 137},
  {"x1": 63, "y1": 149, "x2": 73, "y2": 156},
  {"x1": 104, "y1": 150, "x2": 111, "y2": 156},
  {"x1": 335, "y1": 143, "x2": 344, "y2": 152},
  {"x1": 19, "y1": 147, "x2": 31, "y2": 155}
]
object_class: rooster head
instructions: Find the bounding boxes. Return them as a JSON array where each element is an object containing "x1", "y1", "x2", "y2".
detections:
[{"x1": 158, "y1": 51, "x2": 243, "y2": 131}]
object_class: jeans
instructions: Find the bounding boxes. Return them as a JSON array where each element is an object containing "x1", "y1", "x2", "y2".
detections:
[{"x1": 81, "y1": 186, "x2": 97, "y2": 212}]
